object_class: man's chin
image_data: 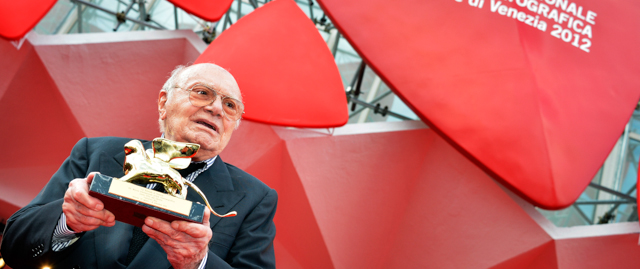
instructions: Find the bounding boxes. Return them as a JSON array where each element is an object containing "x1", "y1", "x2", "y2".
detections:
[
  {"x1": 186, "y1": 132, "x2": 218, "y2": 144},
  {"x1": 192, "y1": 139, "x2": 220, "y2": 152}
]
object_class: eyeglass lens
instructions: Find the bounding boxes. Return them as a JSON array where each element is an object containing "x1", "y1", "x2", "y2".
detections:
[{"x1": 189, "y1": 86, "x2": 242, "y2": 120}]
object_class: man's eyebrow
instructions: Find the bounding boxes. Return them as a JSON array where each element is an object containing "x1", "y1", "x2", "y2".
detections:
[
  {"x1": 186, "y1": 81, "x2": 217, "y2": 90},
  {"x1": 192, "y1": 82, "x2": 242, "y2": 100}
]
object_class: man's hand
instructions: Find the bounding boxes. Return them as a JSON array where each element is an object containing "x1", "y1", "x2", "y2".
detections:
[
  {"x1": 62, "y1": 172, "x2": 116, "y2": 232},
  {"x1": 142, "y1": 209, "x2": 212, "y2": 269}
]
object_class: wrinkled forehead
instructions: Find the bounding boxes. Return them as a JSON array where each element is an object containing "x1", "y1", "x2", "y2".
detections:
[{"x1": 179, "y1": 64, "x2": 242, "y2": 100}]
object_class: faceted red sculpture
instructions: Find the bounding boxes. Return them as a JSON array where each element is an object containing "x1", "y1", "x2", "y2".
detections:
[
  {"x1": 0, "y1": 0, "x2": 57, "y2": 40},
  {"x1": 316, "y1": 0, "x2": 640, "y2": 209}
]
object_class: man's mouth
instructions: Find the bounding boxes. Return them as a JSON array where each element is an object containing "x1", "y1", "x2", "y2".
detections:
[{"x1": 197, "y1": 121, "x2": 217, "y2": 132}]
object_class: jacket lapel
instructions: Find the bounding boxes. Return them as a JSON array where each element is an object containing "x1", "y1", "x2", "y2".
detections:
[
  {"x1": 93, "y1": 223, "x2": 131, "y2": 269},
  {"x1": 93, "y1": 151, "x2": 131, "y2": 269},
  {"x1": 104, "y1": 142, "x2": 245, "y2": 268},
  {"x1": 126, "y1": 239, "x2": 172, "y2": 269},
  {"x1": 187, "y1": 156, "x2": 246, "y2": 228}
]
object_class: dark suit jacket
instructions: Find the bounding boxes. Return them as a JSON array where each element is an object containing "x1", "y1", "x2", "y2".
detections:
[{"x1": 1, "y1": 137, "x2": 277, "y2": 269}]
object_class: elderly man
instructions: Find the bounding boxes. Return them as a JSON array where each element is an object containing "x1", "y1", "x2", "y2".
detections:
[{"x1": 0, "y1": 63, "x2": 277, "y2": 269}]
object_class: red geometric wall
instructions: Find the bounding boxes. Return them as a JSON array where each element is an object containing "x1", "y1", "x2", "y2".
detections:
[
  {"x1": 0, "y1": 30, "x2": 203, "y2": 218},
  {"x1": 222, "y1": 120, "x2": 640, "y2": 268}
]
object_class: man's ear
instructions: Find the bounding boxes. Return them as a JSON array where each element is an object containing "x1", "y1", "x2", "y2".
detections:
[{"x1": 158, "y1": 90, "x2": 168, "y2": 120}]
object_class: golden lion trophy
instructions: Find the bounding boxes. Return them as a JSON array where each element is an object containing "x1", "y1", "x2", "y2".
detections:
[{"x1": 89, "y1": 138, "x2": 236, "y2": 227}]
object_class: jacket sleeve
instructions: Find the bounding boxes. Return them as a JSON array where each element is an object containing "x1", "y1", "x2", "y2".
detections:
[
  {"x1": 0, "y1": 138, "x2": 90, "y2": 269},
  {"x1": 205, "y1": 188, "x2": 278, "y2": 269}
]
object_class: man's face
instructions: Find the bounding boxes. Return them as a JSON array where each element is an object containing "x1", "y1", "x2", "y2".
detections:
[{"x1": 158, "y1": 64, "x2": 242, "y2": 161}]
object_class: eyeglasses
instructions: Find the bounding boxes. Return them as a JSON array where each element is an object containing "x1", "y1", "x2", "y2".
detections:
[{"x1": 176, "y1": 84, "x2": 244, "y2": 121}]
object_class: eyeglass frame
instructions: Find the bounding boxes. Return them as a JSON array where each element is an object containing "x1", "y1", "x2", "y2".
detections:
[{"x1": 173, "y1": 84, "x2": 245, "y2": 121}]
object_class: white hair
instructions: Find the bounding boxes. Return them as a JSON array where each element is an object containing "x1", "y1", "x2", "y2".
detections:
[
  {"x1": 159, "y1": 65, "x2": 188, "y2": 133},
  {"x1": 161, "y1": 65, "x2": 188, "y2": 99}
]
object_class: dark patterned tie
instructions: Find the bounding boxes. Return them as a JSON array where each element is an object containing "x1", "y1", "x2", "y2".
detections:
[
  {"x1": 125, "y1": 226, "x2": 148, "y2": 265},
  {"x1": 124, "y1": 161, "x2": 206, "y2": 264}
]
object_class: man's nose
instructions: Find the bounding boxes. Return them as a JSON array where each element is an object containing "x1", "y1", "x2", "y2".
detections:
[{"x1": 203, "y1": 95, "x2": 224, "y2": 116}]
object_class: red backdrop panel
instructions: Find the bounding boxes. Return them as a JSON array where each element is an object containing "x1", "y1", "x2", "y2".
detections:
[
  {"x1": 196, "y1": 0, "x2": 348, "y2": 128},
  {"x1": 222, "y1": 121, "x2": 555, "y2": 268},
  {"x1": 223, "y1": 120, "x2": 640, "y2": 268},
  {"x1": 0, "y1": 0, "x2": 57, "y2": 40},
  {"x1": 0, "y1": 31, "x2": 202, "y2": 218},
  {"x1": 555, "y1": 234, "x2": 640, "y2": 268},
  {"x1": 316, "y1": 0, "x2": 640, "y2": 209},
  {"x1": 490, "y1": 241, "x2": 558, "y2": 269},
  {"x1": 0, "y1": 43, "x2": 85, "y2": 216}
]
